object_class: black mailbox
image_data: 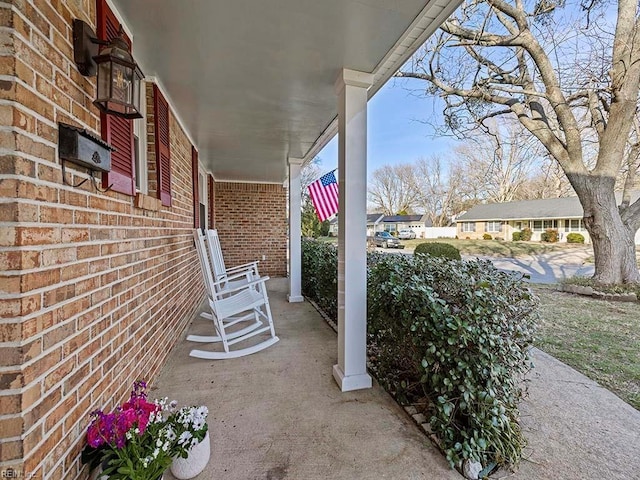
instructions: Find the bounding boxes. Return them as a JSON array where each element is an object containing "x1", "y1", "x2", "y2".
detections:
[{"x1": 58, "y1": 122, "x2": 114, "y2": 173}]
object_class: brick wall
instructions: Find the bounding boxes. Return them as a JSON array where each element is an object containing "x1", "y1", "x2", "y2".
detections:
[
  {"x1": 0, "y1": 2, "x2": 206, "y2": 478},
  {"x1": 215, "y1": 182, "x2": 287, "y2": 277}
]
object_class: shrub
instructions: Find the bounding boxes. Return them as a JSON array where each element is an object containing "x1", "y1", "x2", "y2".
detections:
[
  {"x1": 483, "y1": 233, "x2": 492, "y2": 240},
  {"x1": 414, "y1": 242, "x2": 462, "y2": 260},
  {"x1": 301, "y1": 239, "x2": 338, "y2": 320},
  {"x1": 541, "y1": 229, "x2": 559, "y2": 243},
  {"x1": 302, "y1": 241, "x2": 539, "y2": 472},
  {"x1": 566, "y1": 232, "x2": 585, "y2": 244},
  {"x1": 368, "y1": 255, "x2": 538, "y2": 470},
  {"x1": 519, "y1": 227, "x2": 532, "y2": 241},
  {"x1": 512, "y1": 232, "x2": 522, "y2": 241}
]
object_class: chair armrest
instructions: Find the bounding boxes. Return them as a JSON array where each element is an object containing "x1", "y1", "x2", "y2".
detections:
[
  {"x1": 212, "y1": 276, "x2": 271, "y2": 294},
  {"x1": 225, "y1": 261, "x2": 260, "y2": 273},
  {"x1": 222, "y1": 269, "x2": 256, "y2": 282}
]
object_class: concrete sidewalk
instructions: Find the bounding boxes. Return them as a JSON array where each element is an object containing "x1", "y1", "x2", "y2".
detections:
[{"x1": 155, "y1": 279, "x2": 640, "y2": 480}]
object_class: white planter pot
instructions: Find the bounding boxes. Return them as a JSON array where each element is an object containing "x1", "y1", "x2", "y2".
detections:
[{"x1": 170, "y1": 431, "x2": 211, "y2": 479}]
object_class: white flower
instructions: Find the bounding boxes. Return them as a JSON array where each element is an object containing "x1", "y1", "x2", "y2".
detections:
[
  {"x1": 178, "y1": 431, "x2": 193, "y2": 445},
  {"x1": 164, "y1": 426, "x2": 176, "y2": 441}
]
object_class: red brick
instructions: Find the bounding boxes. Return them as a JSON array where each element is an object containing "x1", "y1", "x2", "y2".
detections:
[
  {"x1": 21, "y1": 267, "x2": 61, "y2": 292},
  {"x1": 23, "y1": 348, "x2": 62, "y2": 384},
  {"x1": 0, "y1": 416, "x2": 24, "y2": 438}
]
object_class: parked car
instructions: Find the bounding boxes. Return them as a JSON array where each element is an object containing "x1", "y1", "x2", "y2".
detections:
[
  {"x1": 398, "y1": 229, "x2": 416, "y2": 239},
  {"x1": 368, "y1": 231, "x2": 404, "y2": 249}
]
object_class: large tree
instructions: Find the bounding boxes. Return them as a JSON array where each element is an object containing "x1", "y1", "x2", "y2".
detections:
[
  {"x1": 454, "y1": 121, "x2": 543, "y2": 203},
  {"x1": 368, "y1": 163, "x2": 420, "y2": 215},
  {"x1": 413, "y1": 155, "x2": 471, "y2": 226},
  {"x1": 397, "y1": 0, "x2": 640, "y2": 284}
]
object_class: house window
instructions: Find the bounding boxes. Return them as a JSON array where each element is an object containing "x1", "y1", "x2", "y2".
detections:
[
  {"x1": 133, "y1": 85, "x2": 148, "y2": 194},
  {"x1": 198, "y1": 168, "x2": 207, "y2": 230},
  {"x1": 533, "y1": 220, "x2": 543, "y2": 232},
  {"x1": 544, "y1": 220, "x2": 558, "y2": 229},
  {"x1": 192, "y1": 146, "x2": 199, "y2": 228},
  {"x1": 565, "y1": 219, "x2": 583, "y2": 232},
  {"x1": 515, "y1": 221, "x2": 522, "y2": 230},
  {"x1": 461, "y1": 222, "x2": 476, "y2": 232},
  {"x1": 486, "y1": 221, "x2": 502, "y2": 233}
]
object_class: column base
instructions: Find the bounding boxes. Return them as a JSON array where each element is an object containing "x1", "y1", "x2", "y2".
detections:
[
  {"x1": 332, "y1": 364, "x2": 372, "y2": 392},
  {"x1": 287, "y1": 295, "x2": 304, "y2": 303}
]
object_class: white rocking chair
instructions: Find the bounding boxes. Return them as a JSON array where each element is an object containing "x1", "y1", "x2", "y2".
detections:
[
  {"x1": 204, "y1": 229, "x2": 260, "y2": 294},
  {"x1": 189, "y1": 229, "x2": 279, "y2": 359}
]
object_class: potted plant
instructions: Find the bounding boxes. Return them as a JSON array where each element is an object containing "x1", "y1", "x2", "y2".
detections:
[
  {"x1": 81, "y1": 381, "x2": 177, "y2": 480},
  {"x1": 169, "y1": 405, "x2": 210, "y2": 479}
]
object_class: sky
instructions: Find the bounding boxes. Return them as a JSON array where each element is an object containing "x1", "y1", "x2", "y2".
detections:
[{"x1": 315, "y1": 77, "x2": 461, "y2": 177}]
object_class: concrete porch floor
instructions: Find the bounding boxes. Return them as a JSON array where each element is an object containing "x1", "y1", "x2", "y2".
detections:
[{"x1": 153, "y1": 278, "x2": 640, "y2": 480}]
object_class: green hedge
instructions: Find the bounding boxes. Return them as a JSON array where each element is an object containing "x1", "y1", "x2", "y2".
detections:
[
  {"x1": 414, "y1": 242, "x2": 462, "y2": 260},
  {"x1": 566, "y1": 232, "x2": 585, "y2": 244},
  {"x1": 301, "y1": 239, "x2": 338, "y2": 320},
  {"x1": 483, "y1": 233, "x2": 492, "y2": 240},
  {"x1": 301, "y1": 239, "x2": 538, "y2": 472},
  {"x1": 512, "y1": 231, "x2": 521, "y2": 241}
]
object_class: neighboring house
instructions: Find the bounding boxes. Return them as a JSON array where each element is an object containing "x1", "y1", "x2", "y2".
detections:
[
  {"x1": 328, "y1": 214, "x2": 384, "y2": 236},
  {"x1": 378, "y1": 215, "x2": 432, "y2": 238},
  {"x1": 0, "y1": 0, "x2": 461, "y2": 475},
  {"x1": 456, "y1": 193, "x2": 640, "y2": 244}
]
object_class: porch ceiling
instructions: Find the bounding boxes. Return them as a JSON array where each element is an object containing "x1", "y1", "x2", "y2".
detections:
[{"x1": 112, "y1": 0, "x2": 460, "y2": 183}]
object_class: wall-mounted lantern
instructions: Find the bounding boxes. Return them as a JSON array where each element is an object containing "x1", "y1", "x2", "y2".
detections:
[{"x1": 73, "y1": 19, "x2": 144, "y2": 119}]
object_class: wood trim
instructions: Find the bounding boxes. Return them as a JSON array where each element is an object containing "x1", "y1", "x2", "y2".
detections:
[{"x1": 192, "y1": 146, "x2": 200, "y2": 228}]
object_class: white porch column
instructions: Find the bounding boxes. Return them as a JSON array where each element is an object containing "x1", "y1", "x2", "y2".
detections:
[
  {"x1": 288, "y1": 157, "x2": 304, "y2": 303},
  {"x1": 333, "y1": 69, "x2": 373, "y2": 392}
]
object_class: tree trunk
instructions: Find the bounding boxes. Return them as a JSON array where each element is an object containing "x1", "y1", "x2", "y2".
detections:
[{"x1": 573, "y1": 176, "x2": 640, "y2": 284}]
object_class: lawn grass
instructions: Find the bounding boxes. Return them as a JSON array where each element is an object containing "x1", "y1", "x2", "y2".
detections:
[{"x1": 534, "y1": 286, "x2": 640, "y2": 410}]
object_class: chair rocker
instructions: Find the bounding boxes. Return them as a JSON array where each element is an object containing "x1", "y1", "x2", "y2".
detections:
[{"x1": 189, "y1": 229, "x2": 279, "y2": 359}]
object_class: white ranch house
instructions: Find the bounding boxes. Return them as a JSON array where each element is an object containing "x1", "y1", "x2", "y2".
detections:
[{"x1": 456, "y1": 193, "x2": 640, "y2": 244}]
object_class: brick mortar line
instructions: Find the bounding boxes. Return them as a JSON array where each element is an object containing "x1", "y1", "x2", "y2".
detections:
[
  {"x1": 0, "y1": 238, "x2": 195, "y2": 269},
  {"x1": 0, "y1": 70, "x2": 85, "y2": 128},
  {"x1": 0, "y1": 247, "x2": 197, "y2": 324},
  {"x1": 0, "y1": 125, "x2": 57, "y2": 149},
  {"x1": 0, "y1": 247, "x2": 196, "y2": 304},
  {"x1": 0, "y1": 98, "x2": 59, "y2": 130},
  {"x1": 4, "y1": 269, "x2": 203, "y2": 428}
]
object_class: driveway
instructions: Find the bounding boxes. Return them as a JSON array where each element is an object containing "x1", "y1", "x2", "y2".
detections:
[
  {"x1": 374, "y1": 246, "x2": 595, "y2": 284},
  {"x1": 465, "y1": 251, "x2": 594, "y2": 284}
]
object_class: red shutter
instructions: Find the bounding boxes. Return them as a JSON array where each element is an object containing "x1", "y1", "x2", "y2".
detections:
[
  {"x1": 97, "y1": 0, "x2": 135, "y2": 196},
  {"x1": 153, "y1": 84, "x2": 172, "y2": 206},
  {"x1": 192, "y1": 147, "x2": 199, "y2": 228}
]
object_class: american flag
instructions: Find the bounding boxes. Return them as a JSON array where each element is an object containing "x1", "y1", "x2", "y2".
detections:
[{"x1": 308, "y1": 170, "x2": 339, "y2": 222}]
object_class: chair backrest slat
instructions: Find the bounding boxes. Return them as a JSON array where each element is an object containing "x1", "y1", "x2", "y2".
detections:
[
  {"x1": 205, "y1": 229, "x2": 228, "y2": 282},
  {"x1": 193, "y1": 229, "x2": 218, "y2": 304}
]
